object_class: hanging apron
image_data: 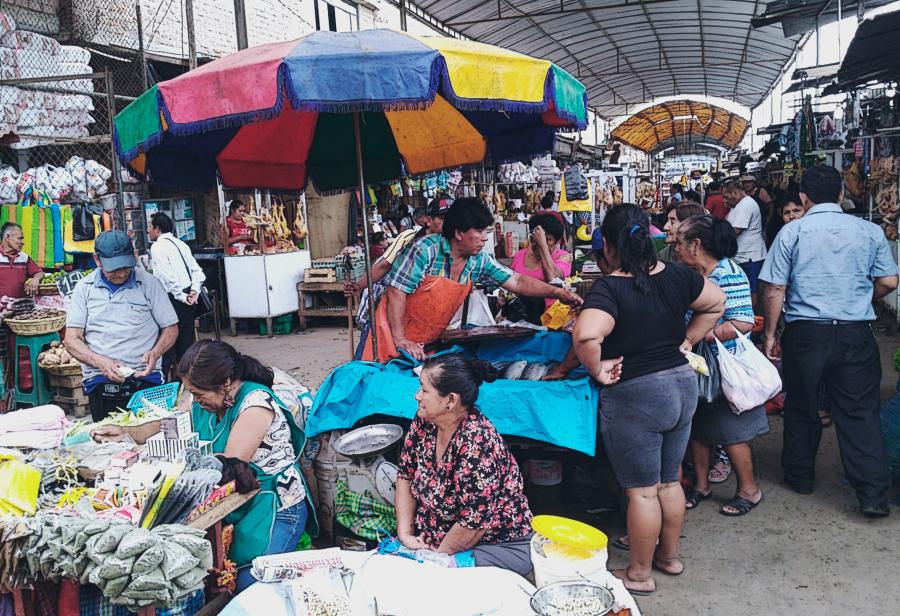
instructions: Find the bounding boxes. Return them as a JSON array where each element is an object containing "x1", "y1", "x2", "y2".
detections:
[
  {"x1": 363, "y1": 268, "x2": 473, "y2": 363},
  {"x1": 192, "y1": 381, "x2": 318, "y2": 567}
]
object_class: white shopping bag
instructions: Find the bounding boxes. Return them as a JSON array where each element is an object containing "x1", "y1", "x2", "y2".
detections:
[{"x1": 714, "y1": 326, "x2": 782, "y2": 414}]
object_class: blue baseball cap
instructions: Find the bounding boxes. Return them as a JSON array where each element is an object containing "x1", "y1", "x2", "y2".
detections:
[
  {"x1": 95, "y1": 230, "x2": 136, "y2": 271},
  {"x1": 590, "y1": 227, "x2": 604, "y2": 253}
]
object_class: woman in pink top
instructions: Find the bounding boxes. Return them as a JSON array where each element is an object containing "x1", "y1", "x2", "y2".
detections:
[{"x1": 511, "y1": 213, "x2": 572, "y2": 311}]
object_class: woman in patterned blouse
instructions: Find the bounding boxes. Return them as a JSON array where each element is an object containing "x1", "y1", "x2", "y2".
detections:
[{"x1": 395, "y1": 354, "x2": 535, "y2": 576}]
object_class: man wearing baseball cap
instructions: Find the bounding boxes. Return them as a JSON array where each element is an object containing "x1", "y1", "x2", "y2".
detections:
[{"x1": 65, "y1": 230, "x2": 179, "y2": 420}]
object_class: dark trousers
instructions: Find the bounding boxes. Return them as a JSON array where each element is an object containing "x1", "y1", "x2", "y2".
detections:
[
  {"x1": 781, "y1": 321, "x2": 891, "y2": 504},
  {"x1": 88, "y1": 379, "x2": 153, "y2": 422},
  {"x1": 162, "y1": 294, "x2": 197, "y2": 379}
]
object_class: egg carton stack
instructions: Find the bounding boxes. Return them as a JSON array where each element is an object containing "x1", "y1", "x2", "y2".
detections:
[
  {"x1": 146, "y1": 413, "x2": 210, "y2": 461},
  {"x1": 0, "y1": 11, "x2": 96, "y2": 149}
]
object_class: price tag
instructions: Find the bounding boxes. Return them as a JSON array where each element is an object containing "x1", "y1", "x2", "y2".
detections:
[{"x1": 55, "y1": 270, "x2": 88, "y2": 297}]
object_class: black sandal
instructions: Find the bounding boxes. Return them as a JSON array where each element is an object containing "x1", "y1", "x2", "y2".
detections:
[
  {"x1": 684, "y1": 488, "x2": 711, "y2": 510},
  {"x1": 721, "y1": 492, "x2": 763, "y2": 516}
]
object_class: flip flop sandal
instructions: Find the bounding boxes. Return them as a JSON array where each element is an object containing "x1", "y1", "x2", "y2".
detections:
[
  {"x1": 611, "y1": 536, "x2": 630, "y2": 551},
  {"x1": 709, "y1": 461, "x2": 732, "y2": 484},
  {"x1": 721, "y1": 493, "x2": 764, "y2": 517},
  {"x1": 652, "y1": 559, "x2": 684, "y2": 577},
  {"x1": 611, "y1": 569, "x2": 656, "y2": 596},
  {"x1": 684, "y1": 488, "x2": 712, "y2": 510}
]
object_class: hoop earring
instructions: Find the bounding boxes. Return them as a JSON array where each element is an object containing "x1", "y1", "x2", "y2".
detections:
[{"x1": 223, "y1": 388, "x2": 235, "y2": 407}]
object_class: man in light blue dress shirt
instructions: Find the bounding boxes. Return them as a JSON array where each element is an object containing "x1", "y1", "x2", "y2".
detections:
[{"x1": 760, "y1": 165, "x2": 899, "y2": 518}]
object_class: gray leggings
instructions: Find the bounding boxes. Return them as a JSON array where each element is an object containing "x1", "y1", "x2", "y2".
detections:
[{"x1": 473, "y1": 533, "x2": 534, "y2": 577}]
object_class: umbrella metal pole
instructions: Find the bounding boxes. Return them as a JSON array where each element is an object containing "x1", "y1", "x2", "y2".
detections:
[{"x1": 354, "y1": 112, "x2": 378, "y2": 359}]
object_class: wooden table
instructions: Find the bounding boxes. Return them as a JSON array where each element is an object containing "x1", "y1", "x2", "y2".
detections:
[
  {"x1": 297, "y1": 281, "x2": 357, "y2": 329},
  {"x1": 7, "y1": 489, "x2": 258, "y2": 616}
]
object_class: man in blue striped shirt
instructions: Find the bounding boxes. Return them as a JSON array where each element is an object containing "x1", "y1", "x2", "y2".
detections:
[{"x1": 760, "y1": 165, "x2": 899, "y2": 517}]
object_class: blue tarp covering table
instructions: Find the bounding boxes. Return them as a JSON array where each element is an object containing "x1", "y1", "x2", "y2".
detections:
[{"x1": 306, "y1": 332, "x2": 600, "y2": 455}]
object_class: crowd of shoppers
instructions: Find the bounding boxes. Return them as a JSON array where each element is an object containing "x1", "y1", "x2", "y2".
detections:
[{"x1": 577, "y1": 164, "x2": 897, "y2": 594}]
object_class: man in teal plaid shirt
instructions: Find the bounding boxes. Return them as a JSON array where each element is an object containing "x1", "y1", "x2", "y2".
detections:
[{"x1": 375, "y1": 198, "x2": 581, "y2": 361}]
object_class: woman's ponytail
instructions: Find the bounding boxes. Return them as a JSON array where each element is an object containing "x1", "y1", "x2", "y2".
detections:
[
  {"x1": 236, "y1": 354, "x2": 275, "y2": 388},
  {"x1": 602, "y1": 205, "x2": 658, "y2": 292}
]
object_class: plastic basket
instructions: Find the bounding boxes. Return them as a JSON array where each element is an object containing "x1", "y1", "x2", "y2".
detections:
[
  {"x1": 127, "y1": 383, "x2": 181, "y2": 412},
  {"x1": 259, "y1": 314, "x2": 294, "y2": 335}
]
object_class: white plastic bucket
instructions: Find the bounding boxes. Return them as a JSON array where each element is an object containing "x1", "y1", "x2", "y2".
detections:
[
  {"x1": 530, "y1": 533, "x2": 609, "y2": 588},
  {"x1": 526, "y1": 459, "x2": 563, "y2": 486}
]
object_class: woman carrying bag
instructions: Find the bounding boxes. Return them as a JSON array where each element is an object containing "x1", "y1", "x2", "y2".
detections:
[{"x1": 675, "y1": 215, "x2": 768, "y2": 516}]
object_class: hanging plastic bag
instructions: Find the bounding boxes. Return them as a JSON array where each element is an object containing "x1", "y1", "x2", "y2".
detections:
[
  {"x1": 72, "y1": 203, "x2": 97, "y2": 241},
  {"x1": 714, "y1": 326, "x2": 782, "y2": 414},
  {"x1": 696, "y1": 341, "x2": 721, "y2": 404},
  {"x1": 0, "y1": 456, "x2": 41, "y2": 515}
]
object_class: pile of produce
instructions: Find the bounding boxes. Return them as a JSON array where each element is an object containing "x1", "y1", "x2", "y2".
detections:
[
  {"x1": 7, "y1": 307, "x2": 64, "y2": 321},
  {"x1": 24, "y1": 512, "x2": 212, "y2": 609},
  {"x1": 38, "y1": 340, "x2": 77, "y2": 369},
  {"x1": 41, "y1": 271, "x2": 70, "y2": 285},
  {"x1": 0, "y1": 297, "x2": 33, "y2": 315}
]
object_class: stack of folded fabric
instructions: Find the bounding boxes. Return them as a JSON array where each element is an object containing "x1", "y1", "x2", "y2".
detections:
[{"x1": 0, "y1": 405, "x2": 70, "y2": 450}]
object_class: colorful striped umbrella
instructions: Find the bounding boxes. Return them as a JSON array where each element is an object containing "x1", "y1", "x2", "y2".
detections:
[{"x1": 113, "y1": 29, "x2": 588, "y2": 193}]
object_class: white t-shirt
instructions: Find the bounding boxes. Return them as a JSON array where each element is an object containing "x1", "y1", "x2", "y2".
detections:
[{"x1": 726, "y1": 195, "x2": 767, "y2": 263}]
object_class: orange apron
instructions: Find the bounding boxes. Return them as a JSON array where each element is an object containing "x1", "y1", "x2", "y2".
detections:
[{"x1": 363, "y1": 274, "x2": 473, "y2": 363}]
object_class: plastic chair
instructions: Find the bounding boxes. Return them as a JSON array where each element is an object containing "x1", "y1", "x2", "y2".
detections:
[{"x1": 13, "y1": 332, "x2": 60, "y2": 407}]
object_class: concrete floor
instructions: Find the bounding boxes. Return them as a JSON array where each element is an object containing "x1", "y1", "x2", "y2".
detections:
[{"x1": 226, "y1": 319, "x2": 900, "y2": 616}]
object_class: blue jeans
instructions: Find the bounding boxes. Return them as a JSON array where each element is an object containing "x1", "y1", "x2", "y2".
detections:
[{"x1": 235, "y1": 500, "x2": 308, "y2": 593}]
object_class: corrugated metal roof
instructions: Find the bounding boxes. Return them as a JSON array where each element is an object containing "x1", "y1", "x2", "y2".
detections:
[
  {"x1": 822, "y1": 9, "x2": 900, "y2": 95},
  {"x1": 752, "y1": 0, "x2": 895, "y2": 37},
  {"x1": 410, "y1": 0, "x2": 804, "y2": 118},
  {"x1": 610, "y1": 99, "x2": 748, "y2": 153}
]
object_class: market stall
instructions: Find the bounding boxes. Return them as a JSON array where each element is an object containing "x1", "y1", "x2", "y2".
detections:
[
  {"x1": 307, "y1": 332, "x2": 598, "y2": 455},
  {"x1": 0, "y1": 387, "x2": 267, "y2": 616},
  {"x1": 113, "y1": 28, "x2": 589, "y2": 356}
]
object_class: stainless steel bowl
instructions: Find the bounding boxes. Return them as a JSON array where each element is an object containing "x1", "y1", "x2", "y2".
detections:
[
  {"x1": 530, "y1": 581, "x2": 615, "y2": 616},
  {"x1": 333, "y1": 423, "x2": 404, "y2": 459}
]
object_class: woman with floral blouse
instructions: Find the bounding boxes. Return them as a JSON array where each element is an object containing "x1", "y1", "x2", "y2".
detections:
[{"x1": 395, "y1": 353, "x2": 534, "y2": 576}]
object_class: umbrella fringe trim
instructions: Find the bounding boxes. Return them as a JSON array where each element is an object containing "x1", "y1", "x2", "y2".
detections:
[
  {"x1": 113, "y1": 87, "x2": 167, "y2": 165},
  {"x1": 161, "y1": 102, "x2": 285, "y2": 138},
  {"x1": 113, "y1": 126, "x2": 164, "y2": 172}
]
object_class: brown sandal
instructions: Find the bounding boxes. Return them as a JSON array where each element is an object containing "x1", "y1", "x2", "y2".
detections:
[{"x1": 611, "y1": 568, "x2": 656, "y2": 596}]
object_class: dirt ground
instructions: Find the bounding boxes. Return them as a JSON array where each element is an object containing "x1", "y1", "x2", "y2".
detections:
[{"x1": 226, "y1": 320, "x2": 900, "y2": 616}]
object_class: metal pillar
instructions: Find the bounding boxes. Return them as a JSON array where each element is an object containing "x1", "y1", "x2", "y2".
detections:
[
  {"x1": 105, "y1": 70, "x2": 126, "y2": 230},
  {"x1": 234, "y1": 0, "x2": 249, "y2": 50},
  {"x1": 353, "y1": 113, "x2": 378, "y2": 359},
  {"x1": 185, "y1": 0, "x2": 197, "y2": 69},
  {"x1": 136, "y1": 2, "x2": 149, "y2": 91}
]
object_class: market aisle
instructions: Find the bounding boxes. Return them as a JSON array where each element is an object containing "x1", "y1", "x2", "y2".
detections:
[
  {"x1": 221, "y1": 325, "x2": 353, "y2": 391},
  {"x1": 228, "y1": 324, "x2": 900, "y2": 615}
]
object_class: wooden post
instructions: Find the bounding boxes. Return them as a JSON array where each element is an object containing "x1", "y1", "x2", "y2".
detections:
[{"x1": 185, "y1": 0, "x2": 197, "y2": 69}]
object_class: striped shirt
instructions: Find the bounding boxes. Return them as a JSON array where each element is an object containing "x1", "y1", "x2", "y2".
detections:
[
  {"x1": 709, "y1": 258, "x2": 755, "y2": 353},
  {"x1": 387, "y1": 234, "x2": 513, "y2": 294}
]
